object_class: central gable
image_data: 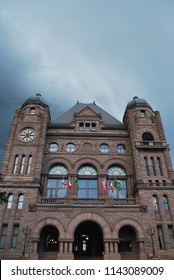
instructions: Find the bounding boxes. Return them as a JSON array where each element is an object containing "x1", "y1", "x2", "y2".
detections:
[{"x1": 75, "y1": 106, "x2": 101, "y2": 118}]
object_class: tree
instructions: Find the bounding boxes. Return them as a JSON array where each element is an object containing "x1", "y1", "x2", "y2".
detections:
[{"x1": 0, "y1": 191, "x2": 8, "y2": 204}]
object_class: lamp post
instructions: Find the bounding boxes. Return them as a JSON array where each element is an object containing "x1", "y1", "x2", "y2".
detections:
[
  {"x1": 147, "y1": 226, "x2": 155, "y2": 256},
  {"x1": 22, "y1": 226, "x2": 32, "y2": 256}
]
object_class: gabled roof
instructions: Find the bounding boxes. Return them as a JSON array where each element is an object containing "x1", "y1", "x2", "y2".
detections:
[{"x1": 50, "y1": 102, "x2": 126, "y2": 129}]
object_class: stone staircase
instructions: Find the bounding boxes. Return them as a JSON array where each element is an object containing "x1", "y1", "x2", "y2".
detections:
[{"x1": 39, "y1": 251, "x2": 57, "y2": 260}]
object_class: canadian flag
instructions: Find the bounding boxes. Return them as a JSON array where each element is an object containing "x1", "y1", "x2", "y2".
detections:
[
  {"x1": 68, "y1": 178, "x2": 75, "y2": 190},
  {"x1": 109, "y1": 179, "x2": 114, "y2": 192},
  {"x1": 61, "y1": 180, "x2": 68, "y2": 187},
  {"x1": 102, "y1": 178, "x2": 107, "y2": 190}
]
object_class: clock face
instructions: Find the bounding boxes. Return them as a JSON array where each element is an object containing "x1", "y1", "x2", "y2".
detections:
[{"x1": 19, "y1": 128, "x2": 36, "y2": 142}]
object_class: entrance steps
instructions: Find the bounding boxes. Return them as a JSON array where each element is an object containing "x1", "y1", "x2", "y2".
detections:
[{"x1": 39, "y1": 251, "x2": 57, "y2": 260}]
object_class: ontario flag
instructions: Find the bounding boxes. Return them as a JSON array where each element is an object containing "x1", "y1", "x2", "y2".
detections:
[
  {"x1": 113, "y1": 179, "x2": 122, "y2": 191},
  {"x1": 109, "y1": 179, "x2": 114, "y2": 192},
  {"x1": 73, "y1": 177, "x2": 79, "y2": 189},
  {"x1": 102, "y1": 177, "x2": 107, "y2": 191}
]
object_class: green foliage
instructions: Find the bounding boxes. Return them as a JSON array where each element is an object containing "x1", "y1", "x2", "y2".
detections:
[{"x1": 0, "y1": 191, "x2": 8, "y2": 204}]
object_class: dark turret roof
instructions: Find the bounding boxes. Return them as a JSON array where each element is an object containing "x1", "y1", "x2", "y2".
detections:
[
  {"x1": 21, "y1": 93, "x2": 49, "y2": 109},
  {"x1": 50, "y1": 102, "x2": 126, "y2": 129},
  {"x1": 126, "y1": 96, "x2": 152, "y2": 110}
]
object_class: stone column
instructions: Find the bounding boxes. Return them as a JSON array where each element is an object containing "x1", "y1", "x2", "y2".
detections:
[
  {"x1": 138, "y1": 239, "x2": 147, "y2": 259},
  {"x1": 30, "y1": 239, "x2": 39, "y2": 259}
]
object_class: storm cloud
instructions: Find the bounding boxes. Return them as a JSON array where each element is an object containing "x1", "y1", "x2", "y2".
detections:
[{"x1": 0, "y1": 0, "x2": 174, "y2": 164}]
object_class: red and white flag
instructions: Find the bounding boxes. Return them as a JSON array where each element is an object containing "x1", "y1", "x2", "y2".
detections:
[
  {"x1": 102, "y1": 178, "x2": 107, "y2": 190},
  {"x1": 109, "y1": 179, "x2": 114, "y2": 192},
  {"x1": 68, "y1": 178, "x2": 75, "y2": 190},
  {"x1": 61, "y1": 179, "x2": 68, "y2": 187}
]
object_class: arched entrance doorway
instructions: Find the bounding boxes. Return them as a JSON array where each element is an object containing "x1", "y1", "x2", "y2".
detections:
[
  {"x1": 38, "y1": 225, "x2": 59, "y2": 260},
  {"x1": 118, "y1": 225, "x2": 139, "y2": 259},
  {"x1": 74, "y1": 221, "x2": 104, "y2": 260}
]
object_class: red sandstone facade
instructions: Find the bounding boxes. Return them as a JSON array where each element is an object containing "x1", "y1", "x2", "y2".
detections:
[{"x1": 0, "y1": 94, "x2": 174, "y2": 260}]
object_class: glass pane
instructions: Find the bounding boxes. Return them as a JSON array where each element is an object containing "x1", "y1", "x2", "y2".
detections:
[
  {"x1": 119, "y1": 189, "x2": 127, "y2": 198},
  {"x1": 47, "y1": 189, "x2": 52, "y2": 197},
  {"x1": 89, "y1": 189, "x2": 97, "y2": 198},
  {"x1": 88, "y1": 179, "x2": 98, "y2": 189},
  {"x1": 78, "y1": 189, "x2": 87, "y2": 198},
  {"x1": 57, "y1": 188, "x2": 67, "y2": 198},
  {"x1": 78, "y1": 179, "x2": 86, "y2": 188},
  {"x1": 48, "y1": 179, "x2": 57, "y2": 188}
]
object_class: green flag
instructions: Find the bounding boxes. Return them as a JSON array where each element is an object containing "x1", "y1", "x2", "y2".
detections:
[
  {"x1": 114, "y1": 179, "x2": 121, "y2": 191},
  {"x1": 73, "y1": 177, "x2": 79, "y2": 189}
]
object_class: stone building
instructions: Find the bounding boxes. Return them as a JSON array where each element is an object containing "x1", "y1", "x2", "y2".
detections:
[{"x1": 0, "y1": 94, "x2": 174, "y2": 260}]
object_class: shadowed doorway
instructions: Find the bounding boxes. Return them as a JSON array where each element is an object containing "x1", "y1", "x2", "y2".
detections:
[
  {"x1": 38, "y1": 225, "x2": 59, "y2": 260},
  {"x1": 118, "y1": 225, "x2": 139, "y2": 259},
  {"x1": 74, "y1": 221, "x2": 104, "y2": 260}
]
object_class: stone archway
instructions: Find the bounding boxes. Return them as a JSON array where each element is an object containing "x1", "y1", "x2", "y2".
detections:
[
  {"x1": 74, "y1": 220, "x2": 104, "y2": 260},
  {"x1": 113, "y1": 218, "x2": 146, "y2": 260},
  {"x1": 66, "y1": 212, "x2": 112, "y2": 239},
  {"x1": 30, "y1": 218, "x2": 65, "y2": 259},
  {"x1": 66, "y1": 212, "x2": 112, "y2": 260},
  {"x1": 38, "y1": 225, "x2": 59, "y2": 260}
]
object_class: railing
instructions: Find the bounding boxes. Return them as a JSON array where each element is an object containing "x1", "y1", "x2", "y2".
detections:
[
  {"x1": 40, "y1": 197, "x2": 137, "y2": 206},
  {"x1": 135, "y1": 141, "x2": 167, "y2": 148}
]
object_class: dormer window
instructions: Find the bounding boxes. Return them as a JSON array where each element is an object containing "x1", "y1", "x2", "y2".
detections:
[
  {"x1": 85, "y1": 123, "x2": 90, "y2": 130},
  {"x1": 79, "y1": 122, "x2": 96, "y2": 131},
  {"x1": 91, "y1": 123, "x2": 96, "y2": 130}
]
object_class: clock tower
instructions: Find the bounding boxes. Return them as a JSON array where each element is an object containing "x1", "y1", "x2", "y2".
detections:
[{"x1": 1, "y1": 93, "x2": 50, "y2": 183}]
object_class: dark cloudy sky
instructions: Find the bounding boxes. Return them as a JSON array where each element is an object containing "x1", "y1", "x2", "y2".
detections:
[{"x1": 0, "y1": 0, "x2": 174, "y2": 165}]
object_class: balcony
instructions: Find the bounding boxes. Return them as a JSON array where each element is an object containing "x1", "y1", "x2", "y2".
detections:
[
  {"x1": 135, "y1": 141, "x2": 167, "y2": 149},
  {"x1": 39, "y1": 197, "x2": 137, "y2": 207}
]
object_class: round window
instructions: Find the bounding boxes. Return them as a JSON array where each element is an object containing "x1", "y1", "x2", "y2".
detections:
[
  {"x1": 116, "y1": 144, "x2": 126, "y2": 154},
  {"x1": 65, "y1": 143, "x2": 76, "y2": 153},
  {"x1": 99, "y1": 144, "x2": 109, "y2": 153},
  {"x1": 49, "y1": 143, "x2": 59, "y2": 152}
]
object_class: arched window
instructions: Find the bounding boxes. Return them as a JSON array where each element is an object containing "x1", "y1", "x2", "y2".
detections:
[
  {"x1": 142, "y1": 132, "x2": 154, "y2": 141},
  {"x1": 49, "y1": 165, "x2": 68, "y2": 175},
  {"x1": 13, "y1": 155, "x2": 19, "y2": 174},
  {"x1": 157, "y1": 157, "x2": 163, "y2": 176},
  {"x1": 144, "y1": 157, "x2": 150, "y2": 176},
  {"x1": 107, "y1": 166, "x2": 127, "y2": 198},
  {"x1": 20, "y1": 155, "x2": 25, "y2": 174},
  {"x1": 152, "y1": 195, "x2": 159, "y2": 211},
  {"x1": 163, "y1": 195, "x2": 169, "y2": 211},
  {"x1": 150, "y1": 157, "x2": 156, "y2": 176},
  {"x1": 78, "y1": 166, "x2": 97, "y2": 175},
  {"x1": 7, "y1": 194, "x2": 13, "y2": 209},
  {"x1": 47, "y1": 165, "x2": 68, "y2": 198},
  {"x1": 27, "y1": 155, "x2": 32, "y2": 174},
  {"x1": 77, "y1": 165, "x2": 98, "y2": 199},
  {"x1": 142, "y1": 132, "x2": 154, "y2": 145},
  {"x1": 17, "y1": 194, "x2": 24, "y2": 209}
]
